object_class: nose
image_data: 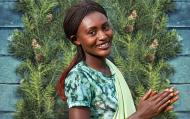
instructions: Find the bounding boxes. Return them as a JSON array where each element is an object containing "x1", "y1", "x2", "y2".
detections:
[{"x1": 97, "y1": 31, "x2": 107, "y2": 40}]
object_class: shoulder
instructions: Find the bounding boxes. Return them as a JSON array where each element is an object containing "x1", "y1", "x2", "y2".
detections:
[
  {"x1": 64, "y1": 62, "x2": 92, "y2": 108},
  {"x1": 65, "y1": 62, "x2": 91, "y2": 88},
  {"x1": 65, "y1": 62, "x2": 86, "y2": 82}
]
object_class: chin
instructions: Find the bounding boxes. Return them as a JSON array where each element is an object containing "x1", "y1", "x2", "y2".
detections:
[
  {"x1": 97, "y1": 50, "x2": 111, "y2": 58},
  {"x1": 86, "y1": 48, "x2": 112, "y2": 58}
]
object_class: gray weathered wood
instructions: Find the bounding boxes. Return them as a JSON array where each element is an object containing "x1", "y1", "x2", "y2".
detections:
[
  {"x1": 172, "y1": 84, "x2": 190, "y2": 111},
  {"x1": 168, "y1": 1, "x2": 190, "y2": 27},
  {"x1": 0, "y1": 56, "x2": 20, "y2": 83},
  {"x1": 0, "y1": 84, "x2": 19, "y2": 111},
  {"x1": 173, "y1": 0, "x2": 190, "y2": 2},
  {"x1": 176, "y1": 112, "x2": 190, "y2": 119},
  {"x1": 176, "y1": 29, "x2": 190, "y2": 55},
  {"x1": 168, "y1": 2, "x2": 190, "y2": 118},
  {"x1": 0, "y1": 112, "x2": 14, "y2": 119},
  {"x1": 0, "y1": 2, "x2": 22, "y2": 27},
  {"x1": 0, "y1": 0, "x2": 17, "y2": 2},
  {"x1": 0, "y1": 1, "x2": 21, "y2": 118},
  {"x1": 170, "y1": 56, "x2": 190, "y2": 83},
  {"x1": 0, "y1": 29, "x2": 16, "y2": 55}
]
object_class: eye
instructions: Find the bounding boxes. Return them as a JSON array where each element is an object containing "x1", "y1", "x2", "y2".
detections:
[
  {"x1": 88, "y1": 29, "x2": 96, "y2": 36},
  {"x1": 102, "y1": 23, "x2": 110, "y2": 31}
]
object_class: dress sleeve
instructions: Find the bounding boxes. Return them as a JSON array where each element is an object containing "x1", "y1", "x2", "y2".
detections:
[{"x1": 65, "y1": 71, "x2": 92, "y2": 108}]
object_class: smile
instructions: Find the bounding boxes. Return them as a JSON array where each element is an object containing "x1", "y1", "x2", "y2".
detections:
[{"x1": 96, "y1": 42, "x2": 111, "y2": 49}]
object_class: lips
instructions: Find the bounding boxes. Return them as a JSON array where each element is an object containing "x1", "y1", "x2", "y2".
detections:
[{"x1": 96, "y1": 41, "x2": 111, "y2": 50}]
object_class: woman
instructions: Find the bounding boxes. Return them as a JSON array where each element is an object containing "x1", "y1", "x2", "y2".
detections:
[{"x1": 57, "y1": 1, "x2": 179, "y2": 119}]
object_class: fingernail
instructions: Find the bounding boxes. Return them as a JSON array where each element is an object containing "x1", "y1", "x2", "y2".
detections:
[
  {"x1": 169, "y1": 88, "x2": 173, "y2": 92},
  {"x1": 176, "y1": 91, "x2": 179, "y2": 94}
]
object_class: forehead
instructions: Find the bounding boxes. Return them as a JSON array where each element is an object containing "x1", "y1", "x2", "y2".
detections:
[{"x1": 80, "y1": 12, "x2": 108, "y2": 29}]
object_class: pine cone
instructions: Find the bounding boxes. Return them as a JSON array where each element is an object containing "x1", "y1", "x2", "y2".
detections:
[
  {"x1": 128, "y1": 10, "x2": 138, "y2": 20},
  {"x1": 145, "y1": 53, "x2": 155, "y2": 63},
  {"x1": 47, "y1": 13, "x2": 53, "y2": 22},
  {"x1": 32, "y1": 38, "x2": 41, "y2": 49},
  {"x1": 124, "y1": 25, "x2": 134, "y2": 33},
  {"x1": 131, "y1": 10, "x2": 138, "y2": 19},
  {"x1": 149, "y1": 39, "x2": 159, "y2": 49},
  {"x1": 35, "y1": 53, "x2": 44, "y2": 62}
]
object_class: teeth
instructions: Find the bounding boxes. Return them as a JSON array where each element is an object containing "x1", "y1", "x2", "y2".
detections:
[{"x1": 98, "y1": 43, "x2": 109, "y2": 48}]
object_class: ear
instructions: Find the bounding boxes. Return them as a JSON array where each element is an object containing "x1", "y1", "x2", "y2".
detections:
[
  {"x1": 74, "y1": 41, "x2": 81, "y2": 45},
  {"x1": 70, "y1": 35, "x2": 81, "y2": 45}
]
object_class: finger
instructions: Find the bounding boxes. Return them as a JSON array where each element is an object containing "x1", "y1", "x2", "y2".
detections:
[
  {"x1": 164, "y1": 87, "x2": 173, "y2": 93},
  {"x1": 164, "y1": 106, "x2": 173, "y2": 112},
  {"x1": 151, "y1": 90, "x2": 171, "y2": 102},
  {"x1": 169, "y1": 96, "x2": 179, "y2": 104},
  {"x1": 158, "y1": 100, "x2": 171, "y2": 112},
  {"x1": 156, "y1": 92, "x2": 174, "y2": 106},
  {"x1": 164, "y1": 88, "x2": 170, "y2": 92},
  {"x1": 149, "y1": 91, "x2": 163, "y2": 101},
  {"x1": 173, "y1": 90, "x2": 179, "y2": 96},
  {"x1": 142, "y1": 89, "x2": 152, "y2": 100},
  {"x1": 150, "y1": 91, "x2": 157, "y2": 97},
  {"x1": 169, "y1": 87, "x2": 174, "y2": 92}
]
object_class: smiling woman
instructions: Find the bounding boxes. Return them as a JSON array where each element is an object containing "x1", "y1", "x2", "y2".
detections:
[
  {"x1": 75, "y1": 11, "x2": 113, "y2": 60},
  {"x1": 56, "y1": 1, "x2": 179, "y2": 119}
]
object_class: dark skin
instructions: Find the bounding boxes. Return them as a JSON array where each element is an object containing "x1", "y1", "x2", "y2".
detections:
[
  {"x1": 69, "y1": 11, "x2": 179, "y2": 119},
  {"x1": 128, "y1": 89, "x2": 179, "y2": 119}
]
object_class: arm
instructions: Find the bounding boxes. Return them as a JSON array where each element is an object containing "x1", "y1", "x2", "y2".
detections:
[
  {"x1": 69, "y1": 107, "x2": 90, "y2": 119},
  {"x1": 65, "y1": 71, "x2": 92, "y2": 119}
]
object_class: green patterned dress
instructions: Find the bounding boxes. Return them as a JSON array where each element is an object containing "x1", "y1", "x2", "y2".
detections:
[{"x1": 65, "y1": 61, "x2": 118, "y2": 119}]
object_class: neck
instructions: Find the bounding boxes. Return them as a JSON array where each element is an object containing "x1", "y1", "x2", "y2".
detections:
[
  {"x1": 84, "y1": 54, "x2": 112, "y2": 76},
  {"x1": 85, "y1": 55, "x2": 107, "y2": 69}
]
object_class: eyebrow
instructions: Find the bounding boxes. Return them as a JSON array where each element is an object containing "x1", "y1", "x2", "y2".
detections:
[{"x1": 86, "y1": 21, "x2": 109, "y2": 30}]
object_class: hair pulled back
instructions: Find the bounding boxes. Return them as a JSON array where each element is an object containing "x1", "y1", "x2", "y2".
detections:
[{"x1": 57, "y1": 0, "x2": 107, "y2": 101}]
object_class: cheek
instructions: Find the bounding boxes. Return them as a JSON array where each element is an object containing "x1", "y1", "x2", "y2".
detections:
[
  {"x1": 108, "y1": 30, "x2": 113, "y2": 39},
  {"x1": 81, "y1": 37, "x2": 96, "y2": 49}
]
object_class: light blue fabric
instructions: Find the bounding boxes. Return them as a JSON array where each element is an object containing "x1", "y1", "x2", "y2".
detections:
[{"x1": 65, "y1": 61, "x2": 118, "y2": 119}]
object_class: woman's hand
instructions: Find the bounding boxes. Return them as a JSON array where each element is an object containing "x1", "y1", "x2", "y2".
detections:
[
  {"x1": 157, "y1": 88, "x2": 179, "y2": 112},
  {"x1": 144, "y1": 88, "x2": 179, "y2": 112},
  {"x1": 128, "y1": 88, "x2": 179, "y2": 119}
]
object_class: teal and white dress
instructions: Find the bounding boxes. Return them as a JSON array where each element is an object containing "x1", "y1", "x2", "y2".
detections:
[{"x1": 65, "y1": 61, "x2": 118, "y2": 119}]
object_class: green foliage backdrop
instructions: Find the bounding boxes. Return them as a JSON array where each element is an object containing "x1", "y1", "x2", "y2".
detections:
[{"x1": 9, "y1": 0, "x2": 181, "y2": 119}]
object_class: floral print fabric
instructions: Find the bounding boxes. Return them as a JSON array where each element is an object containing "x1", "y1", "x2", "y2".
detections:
[{"x1": 65, "y1": 61, "x2": 118, "y2": 119}]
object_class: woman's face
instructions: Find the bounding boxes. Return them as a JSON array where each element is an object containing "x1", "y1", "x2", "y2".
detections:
[{"x1": 75, "y1": 11, "x2": 113, "y2": 59}]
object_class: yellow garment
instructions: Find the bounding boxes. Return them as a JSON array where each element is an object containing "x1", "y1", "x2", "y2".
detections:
[{"x1": 106, "y1": 59, "x2": 136, "y2": 119}]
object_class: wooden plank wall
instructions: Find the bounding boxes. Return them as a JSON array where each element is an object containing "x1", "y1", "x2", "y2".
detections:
[
  {"x1": 0, "y1": 0, "x2": 22, "y2": 119},
  {"x1": 168, "y1": 0, "x2": 190, "y2": 119},
  {"x1": 0, "y1": 0, "x2": 189, "y2": 119}
]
